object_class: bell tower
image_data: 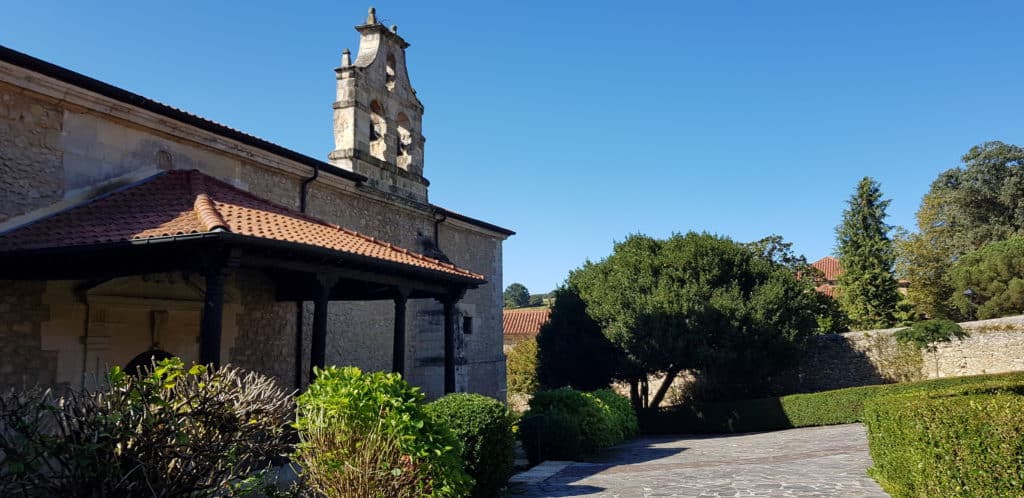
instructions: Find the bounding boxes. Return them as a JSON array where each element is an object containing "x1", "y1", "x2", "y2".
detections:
[{"x1": 329, "y1": 7, "x2": 428, "y2": 203}]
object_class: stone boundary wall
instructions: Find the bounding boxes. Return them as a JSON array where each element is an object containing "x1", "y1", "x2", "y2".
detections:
[{"x1": 780, "y1": 315, "x2": 1024, "y2": 394}]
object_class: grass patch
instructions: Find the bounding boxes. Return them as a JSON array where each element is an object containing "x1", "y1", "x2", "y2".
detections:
[{"x1": 643, "y1": 371, "x2": 1024, "y2": 434}]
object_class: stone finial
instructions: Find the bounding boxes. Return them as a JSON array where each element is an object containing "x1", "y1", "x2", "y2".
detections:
[
  {"x1": 367, "y1": 7, "x2": 377, "y2": 24},
  {"x1": 391, "y1": 24, "x2": 398, "y2": 33},
  {"x1": 341, "y1": 48, "x2": 351, "y2": 67}
]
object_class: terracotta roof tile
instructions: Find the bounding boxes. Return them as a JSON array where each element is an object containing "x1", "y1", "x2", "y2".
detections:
[
  {"x1": 503, "y1": 308, "x2": 551, "y2": 337},
  {"x1": 0, "y1": 170, "x2": 483, "y2": 281},
  {"x1": 812, "y1": 256, "x2": 842, "y2": 282}
]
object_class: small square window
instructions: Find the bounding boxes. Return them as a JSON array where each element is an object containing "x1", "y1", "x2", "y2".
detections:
[{"x1": 462, "y1": 316, "x2": 473, "y2": 335}]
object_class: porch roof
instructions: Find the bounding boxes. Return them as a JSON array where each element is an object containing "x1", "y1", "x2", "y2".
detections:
[{"x1": 0, "y1": 170, "x2": 484, "y2": 290}]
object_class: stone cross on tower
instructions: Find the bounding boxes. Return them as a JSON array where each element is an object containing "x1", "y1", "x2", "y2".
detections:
[{"x1": 329, "y1": 7, "x2": 428, "y2": 203}]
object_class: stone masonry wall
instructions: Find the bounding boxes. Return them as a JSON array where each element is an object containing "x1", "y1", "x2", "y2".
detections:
[
  {"x1": 230, "y1": 270, "x2": 299, "y2": 390},
  {"x1": 781, "y1": 315, "x2": 1024, "y2": 394},
  {"x1": 0, "y1": 281, "x2": 56, "y2": 390},
  {"x1": 0, "y1": 87, "x2": 63, "y2": 223}
]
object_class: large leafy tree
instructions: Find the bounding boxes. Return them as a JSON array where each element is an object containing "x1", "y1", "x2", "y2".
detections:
[
  {"x1": 570, "y1": 232, "x2": 818, "y2": 409},
  {"x1": 949, "y1": 237, "x2": 1024, "y2": 320},
  {"x1": 503, "y1": 283, "x2": 530, "y2": 308},
  {"x1": 898, "y1": 142, "x2": 1024, "y2": 318},
  {"x1": 835, "y1": 177, "x2": 900, "y2": 329},
  {"x1": 746, "y1": 234, "x2": 849, "y2": 333}
]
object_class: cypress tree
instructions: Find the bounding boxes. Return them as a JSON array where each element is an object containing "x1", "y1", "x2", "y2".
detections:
[{"x1": 836, "y1": 177, "x2": 900, "y2": 329}]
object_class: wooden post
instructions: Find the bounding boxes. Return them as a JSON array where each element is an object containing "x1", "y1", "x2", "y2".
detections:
[
  {"x1": 442, "y1": 296, "x2": 457, "y2": 394},
  {"x1": 199, "y1": 269, "x2": 225, "y2": 367},
  {"x1": 309, "y1": 276, "x2": 332, "y2": 381},
  {"x1": 392, "y1": 288, "x2": 409, "y2": 376}
]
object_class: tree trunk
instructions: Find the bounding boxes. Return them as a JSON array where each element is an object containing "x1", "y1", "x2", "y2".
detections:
[
  {"x1": 648, "y1": 368, "x2": 681, "y2": 410},
  {"x1": 629, "y1": 378, "x2": 641, "y2": 410},
  {"x1": 641, "y1": 377, "x2": 650, "y2": 409}
]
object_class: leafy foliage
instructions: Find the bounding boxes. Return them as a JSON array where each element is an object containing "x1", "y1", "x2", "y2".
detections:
[
  {"x1": 294, "y1": 366, "x2": 471, "y2": 498},
  {"x1": 0, "y1": 359, "x2": 293, "y2": 497},
  {"x1": 536, "y1": 286, "x2": 624, "y2": 392},
  {"x1": 503, "y1": 283, "x2": 530, "y2": 309},
  {"x1": 425, "y1": 394, "x2": 516, "y2": 498},
  {"x1": 519, "y1": 388, "x2": 635, "y2": 463},
  {"x1": 898, "y1": 141, "x2": 1024, "y2": 319},
  {"x1": 894, "y1": 319, "x2": 968, "y2": 351},
  {"x1": 506, "y1": 338, "x2": 539, "y2": 396},
  {"x1": 864, "y1": 392, "x2": 1024, "y2": 497},
  {"x1": 836, "y1": 177, "x2": 900, "y2": 329},
  {"x1": 570, "y1": 232, "x2": 819, "y2": 406},
  {"x1": 949, "y1": 237, "x2": 1024, "y2": 320}
]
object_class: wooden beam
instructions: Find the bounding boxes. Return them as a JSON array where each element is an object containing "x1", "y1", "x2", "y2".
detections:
[{"x1": 245, "y1": 254, "x2": 458, "y2": 296}]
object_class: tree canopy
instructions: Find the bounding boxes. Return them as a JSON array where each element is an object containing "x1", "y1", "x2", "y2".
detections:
[
  {"x1": 949, "y1": 237, "x2": 1024, "y2": 320},
  {"x1": 835, "y1": 177, "x2": 900, "y2": 329},
  {"x1": 569, "y1": 232, "x2": 819, "y2": 408},
  {"x1": 503, "y1": 283, "x2": 530, "y2": 309},
  {"x1": 535, "y1": 287, "x2": 623, "y2": 392},
  {"x1": 898, "y1": 141, "x2": 1024, "y2": 319}
]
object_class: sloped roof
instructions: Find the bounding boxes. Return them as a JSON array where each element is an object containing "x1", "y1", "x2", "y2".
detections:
[
  {"x1": 0, "y1": 170, "x2": 484, "y2": 282},
  {"x1": 812, "y1": 256, "x2": 842, "y2": 281},
  {"x1": 503, "y1": 308, "x2": 551, "y2": 337}
]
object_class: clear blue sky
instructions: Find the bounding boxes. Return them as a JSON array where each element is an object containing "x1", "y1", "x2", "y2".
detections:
[{"x1": 4, "y1": 1, "x2": 1023, "y2": 293}]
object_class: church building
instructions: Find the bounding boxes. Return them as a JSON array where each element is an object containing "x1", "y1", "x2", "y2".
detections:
[{"x1": 0, "y1": 8, "x2": 513, "y2": 399}]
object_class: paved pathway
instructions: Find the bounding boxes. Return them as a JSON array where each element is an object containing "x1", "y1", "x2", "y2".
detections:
[{"x1": 509, "y1": 424, "x2": 889, "y2": 497}]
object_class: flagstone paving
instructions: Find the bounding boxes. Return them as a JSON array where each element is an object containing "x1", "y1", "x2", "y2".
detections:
[{"x1": 508, "y1": 423, "x2": 889, "y2": 497}]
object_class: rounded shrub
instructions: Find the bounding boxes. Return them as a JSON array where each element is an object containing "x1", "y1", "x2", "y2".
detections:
[
  {"x1": 294, "y1": 366, "x2": 471, "y2": 498},
  {"x1": 520, "y1": 388, "x2": 636, "y2": 462},
  {"x1": 590, "y1": 389, "x2": 638, "y2": 440},
  {"x1": 518, "y1": 411, "x2": 582, "y2": 464},
  {"x1": 426, "y1": 393, "x2": 516, "y2": 498}
]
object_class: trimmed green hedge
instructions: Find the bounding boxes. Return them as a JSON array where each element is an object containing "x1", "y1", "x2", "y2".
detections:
[
  {"x1": 519, "y1": 388, "x2": 636, "y2": 463},
  {"x1": 864, "y1": 392, "x2": 1024, "y2": 497},
  {"x1": 425, "y1": 393, "x2": 516, "y2": 498},
  {"x1": 642, "y1": 371, "x2": 1024, "y2": 434}
]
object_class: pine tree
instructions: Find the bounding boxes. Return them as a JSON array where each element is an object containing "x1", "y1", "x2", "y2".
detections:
[{"x1": 836, "y1": 177, "x2": 900, "y2": 329}]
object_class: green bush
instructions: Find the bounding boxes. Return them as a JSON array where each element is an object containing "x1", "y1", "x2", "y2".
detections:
[
  {"x1": 294, "y1": 366, "x2": 471, "y2": 498},
  {"x1": 518, "y1": 411, "x2": 582, "y2": 464},
  {"x1": 425, "y1": 393, "x2": 516, "y2": 498},
  {"x1": 894, "y1": 319, "x2": 968, "y2": 350},
  {"x1": 590, "y1": 389, "x2": 638, "y2": 440},
  {"x1": 0, "y1": 359, "x2": 293, "y2": 496},
  {"x1": 864, "y1": 392, "x2": 1024, "y2": 497},
  {"x1": 506, "y1": 338, "x2": 539, "y2": 396},
  {"x1": 519, "y1": 388, "x2": 637, "y2": 463},
  {"x1": 643, "y1": 371, "x2": 1024, "y2": 434}
]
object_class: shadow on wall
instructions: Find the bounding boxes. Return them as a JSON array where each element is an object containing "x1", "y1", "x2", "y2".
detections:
[{"x1": 772, "y1": 334, "x2": 894, "y2": 395}]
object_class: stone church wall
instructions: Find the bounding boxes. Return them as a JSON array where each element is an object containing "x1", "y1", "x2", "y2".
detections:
[
  {"x1": 0, "y1": 57, "x2": 508, "y2": 400},
  {"x1": 0, "y1": 87, "x2": 64, "y2": 223}
]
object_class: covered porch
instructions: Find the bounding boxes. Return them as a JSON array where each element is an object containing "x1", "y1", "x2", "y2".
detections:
[{"x1": 0, "y1": 170, "x2": 484, "y2": 393}]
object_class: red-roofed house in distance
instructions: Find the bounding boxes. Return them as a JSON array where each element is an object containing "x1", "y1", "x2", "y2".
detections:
[
  {"x1": 503, "y1": 308, "x2": 551, "y2": 353},
  {"x1": 810, "y1": 256, "x2": 908, "y2": 298},
  {"x1": 0, "y1": 8, "x2": 514, "y2": 399},
  {"x1": 811, "y1": 256, "x2": 843, "y2": 297}
]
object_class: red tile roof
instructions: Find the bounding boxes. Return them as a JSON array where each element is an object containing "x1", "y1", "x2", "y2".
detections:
[
  {"x1": 503, "y1": 308, "x2": 551, "y2": 336},
  {"x1": 816, "y1": 283, "x2": 837, "y2": 298},
  {"x1": 0, "y1": 170, "x2": 483, "y2": 281},
  {"x1": 812, "y1": 256, "x2": 842, "y2": 282}
]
